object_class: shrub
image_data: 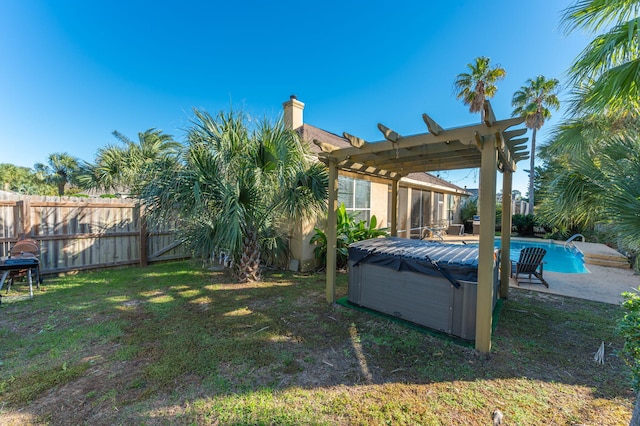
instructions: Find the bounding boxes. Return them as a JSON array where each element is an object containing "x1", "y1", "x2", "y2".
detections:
[
  {"x1": 619, "y1": 289, "x2": 640, "y2": 390},
  {"x1": 460, "y1": 198, "x2": 477, "y2": 223},
  {"x1": 512, "y1": 214, "x2": 536, "y2": 236},
  {"x1": 311, "y1": 203, "x2": 388, "y2": 269}
]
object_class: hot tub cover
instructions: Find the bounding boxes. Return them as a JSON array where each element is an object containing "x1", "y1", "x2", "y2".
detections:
[{"x1": 348, "y1": 237, "x2": 492, "y2": 285}]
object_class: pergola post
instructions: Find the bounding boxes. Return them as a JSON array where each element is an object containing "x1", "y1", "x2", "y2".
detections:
[
  {"x1": 326, "y1": 160, "x2": 339, "y2": 303},
  {"x1": 500, "y1": 171, "x2": 513, "y2": 299},
  {"x1": 475, "y1": 135, "x2": 498, "y2": 353},
  {"x1": 390, "y1": 177, "x2": 399, "y2": 237}
]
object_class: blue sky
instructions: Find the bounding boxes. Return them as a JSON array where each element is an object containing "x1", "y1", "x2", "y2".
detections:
[{"x1": 0, "y1": 0, "x2": 590, "y2": 194}]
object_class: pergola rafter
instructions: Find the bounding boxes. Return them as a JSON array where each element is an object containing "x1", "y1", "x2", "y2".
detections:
[{"x1": 316, "y1": 101, "x2": 529, "y2": 353}]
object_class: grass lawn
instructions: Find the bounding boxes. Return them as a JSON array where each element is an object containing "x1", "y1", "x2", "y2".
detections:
[{"x1": 0, "y1": 260, "x2": 634, "y2": 425}]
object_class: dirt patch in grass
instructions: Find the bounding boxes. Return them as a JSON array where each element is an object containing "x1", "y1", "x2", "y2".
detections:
[{"x1": 1, "y1": 343, "x2": 149, "y2": 425}]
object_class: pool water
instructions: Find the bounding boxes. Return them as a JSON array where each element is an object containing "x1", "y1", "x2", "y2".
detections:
[
  {"x1": 466, "y1": 239, "x2": 589, "y2": 274},
  {"x1": 498, "y1": 239, "x2": 589, "y2": 274}
]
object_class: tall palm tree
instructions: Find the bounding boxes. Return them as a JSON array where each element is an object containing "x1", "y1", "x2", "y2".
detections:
[
  {"x1": 454, "y1": 56, "x2": 507, "y2": 118},
  {"x1": 562, "y1": 0, "x2": 640, "y2": 114},
  {"x1": 77, "y1": 128, "x2": 181, "y2": 196},
  {"x1": 142, "y1": 109, "x2": 328, "y2": 283},
  {"x1": 511, "y1": 76, "x2": 560, "y2": 213},
  {"x1": 34, "y1": 153, "x2": 79, "y2": 196}
]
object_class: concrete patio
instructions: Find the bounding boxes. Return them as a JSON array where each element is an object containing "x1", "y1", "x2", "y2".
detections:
[{"x1": 512, "y1": 263, "x2": 638, "y2": 305}]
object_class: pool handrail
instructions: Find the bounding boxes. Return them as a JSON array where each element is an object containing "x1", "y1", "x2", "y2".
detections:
[{"x1": 564, "y1": 233, "x2": 585, "y2": 248}]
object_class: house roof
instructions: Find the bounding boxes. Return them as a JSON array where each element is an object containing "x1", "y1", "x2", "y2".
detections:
[
  {"x1": 298, "y1": 124, "x2": 469, "y2": 195},
  {"x1": 299, "y1": 124, "x2": 351, "y2": 153}
]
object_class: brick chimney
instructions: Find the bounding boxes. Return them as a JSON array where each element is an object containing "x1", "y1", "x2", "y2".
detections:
[{"x1": 283, "y1": 95, "x2": 304, "y2": 130}]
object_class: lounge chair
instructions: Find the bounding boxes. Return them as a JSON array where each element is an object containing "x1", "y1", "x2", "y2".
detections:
[
  {"x1": 511, "y1": 247, "x2": 548, "y2": 288},
  {"x1": 421, "y1": 223, "x2": 448, "y2": 241}
]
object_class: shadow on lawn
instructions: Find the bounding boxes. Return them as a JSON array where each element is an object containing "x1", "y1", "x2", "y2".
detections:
[{"x1": 0, "y1": 260, "x2": 633, "y2": 424}]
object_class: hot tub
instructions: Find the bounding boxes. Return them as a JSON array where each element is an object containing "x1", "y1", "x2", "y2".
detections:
[{"x1": 347, "y1": 237, "x2": 499, "y2": 340}]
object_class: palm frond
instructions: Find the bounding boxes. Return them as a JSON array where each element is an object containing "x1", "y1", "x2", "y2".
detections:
[
  {"x1": 572, "y1": 58, "x2": 640, "y2": 113},
  {"x1": 562, "y1": 1, "x2": 639, "y2": 115},
  {"x1": 561, "y1": 0, "x2": 639, "y2": 34},
  {"x1": 570, "y1": 19, "x2": 639, "y2": 83}
]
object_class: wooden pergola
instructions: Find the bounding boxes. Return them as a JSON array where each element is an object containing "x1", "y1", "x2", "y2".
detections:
[{"x1": 314, "y1": 101, "x2": 529, "y2": 353}]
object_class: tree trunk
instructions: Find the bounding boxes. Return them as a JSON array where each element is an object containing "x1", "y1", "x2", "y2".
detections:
[
  {"x1": 528, "y1": 127, "x2": 537, "y2": 215},
  {"x1": 630, "y1": 391, "x2": 640, "y2": 425},
  {"x1": 237, "y1": 230, "x2": 261, "y2": 283}
]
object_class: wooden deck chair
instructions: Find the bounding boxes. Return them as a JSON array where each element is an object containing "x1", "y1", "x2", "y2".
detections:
[
  {"x1": 6, "y1": 238, "x2": 42, "y2": 293},
  {"x1": 511, "y1": 247, "x2": 548, "y2": 288}
]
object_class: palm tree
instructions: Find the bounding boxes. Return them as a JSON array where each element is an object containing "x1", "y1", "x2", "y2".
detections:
[
  {"x1": 77, "y1": 128, "x2": 181, "y2": 196},
  {"x1": 511, "y1": 76, "x2": 560, "y2": 213},
  {"x1": 558, "y1": 3, "x2": 640, "y2": 421},
  {"x1": 142, "y1": 109, "x2": 328, "y2": 283},
  {"x1": 112, "y1": 128, "x2": 182, "y2": 165},
  {"x1": 537, "y1": 114, "x2": 640, "y2": 242},
  {"x1": 34, "y1": 153, "x2": 79, "y2": 196},
  {"x1": 454, "y1": 56, "x2": 507, "y2": 118},
  {"x1": 562, "y1": 0, "x2": 640, "y2": 114}
]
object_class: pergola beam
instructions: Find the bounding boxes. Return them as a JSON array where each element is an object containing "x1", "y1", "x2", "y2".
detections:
[
  {"x1": 422, "y1": 113, "x2": 444, "y2": 135},
  {"x1": 337, "y1": 161, "x2": 399, "y2": 179},
  {"x1": 365, "y1": 161, "x2": 481, "y2": 174},
  {"x1": 363, "y1": 152, "x2": 481, "y2": 171},
  {"x1": 314, "y1": 140, "x2": 340, "y2": 153},
  {"x1": 503, "y1": 128, "x2": 527, "y2": 141},
  {"x1": 322, "y1": 117, "x2": 525, "y2": 160},
  {"x1": 341, "y1": 140, "x2": 478, "y2": 165},
  {"x1": 505, "y1": 138, "x2": 529, "y2": 151},
  {"x1": 496, "y1": 137, "x2": 515, "y2": 173},
  {"x1": 483, "y1": 101, "x2": 497, "y2": 127},
  {"x1": 378, "y1": 123, "x2": 401, "y2": 142},
  {"x1": 343, "y1": 132, "x2": 368, "y2": 148},
  {"x1": 359, "y1": 146, "x2": 480, "y2": 164},
  {"x1": 513, "y1": 153, "x2": 530, "y2": 162}
]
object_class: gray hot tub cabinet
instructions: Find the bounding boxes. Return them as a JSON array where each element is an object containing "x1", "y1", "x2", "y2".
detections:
[{"x1": 347, "y1": 238, "x2": 499, "y2": 340}]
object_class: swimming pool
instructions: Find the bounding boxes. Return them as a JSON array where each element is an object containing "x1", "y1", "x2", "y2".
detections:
[{"x1": 469, "y1": 239, "x2": 589, "y2": 274}]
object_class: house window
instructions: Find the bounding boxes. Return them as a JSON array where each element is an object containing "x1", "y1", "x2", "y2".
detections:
[
  {"x1": 434, "y1": 192, "x2": 444, "y2": 224},
  {"x1": 410, "y1": 189, "x2": 432, "y2": 238},
  {"x1": 338, "y1": 176, "x2": 370, "y2": 222}
]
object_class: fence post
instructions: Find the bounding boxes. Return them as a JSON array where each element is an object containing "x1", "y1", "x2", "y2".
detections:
[
  {"x1": 18, "y1": 198, "x2": 32, "y2": 239},
  {"x1": 13, "y1": 201, "x2": 22, "y2": 241},
  {"x1": 138, "y1": 204, "x2": 148, "y2": 267}
]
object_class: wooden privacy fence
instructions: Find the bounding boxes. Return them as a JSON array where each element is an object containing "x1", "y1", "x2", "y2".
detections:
[{"x1": 0, "y1": 191, "x2": 189, "y2": 275}]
